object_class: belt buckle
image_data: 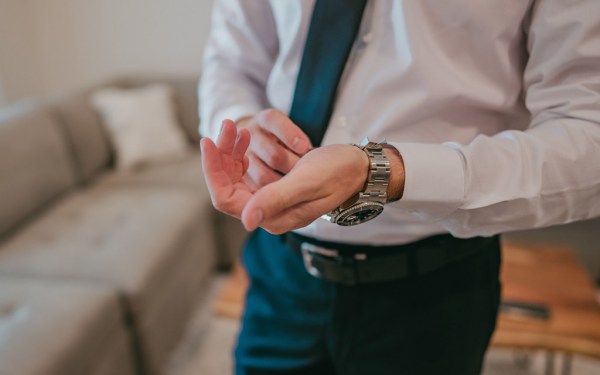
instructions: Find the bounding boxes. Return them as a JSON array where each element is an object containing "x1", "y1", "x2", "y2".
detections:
[{"x1": 300, "y1": 242, "x2": 338, "y2": 278}]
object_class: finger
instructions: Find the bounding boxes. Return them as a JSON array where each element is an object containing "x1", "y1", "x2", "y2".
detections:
[
  {"x1": 251, "y1": 130, "x2": 301, "y2": 174},
  {"x1": 246, "y1": 152, "x2": 282, "y2": 187},
  {"x1": 232, "y1": 127, "x2": 251, "y2": 162},
  {"x1": 217, "y1": 119, "x2": 237, "y2": 154},
  {"x1": 242, "y1": 155, "x2": 250, "y2": 175},
  {"x1": 259, "y1": 197, "x2": 332, "y2": 234},
  {"x1": 242, "y1": 144, "x2": 370, "y2": 232},
  {"x1": 200, "y1": 137, "x2": 224, "y2": 178},
  {"x1": 241, "y1": 171, "x2": 319, "y2": 231},
  {"x1": 242, "y1": 174, "x2": 259, "y2": 193},
  {"x1": 257, "y1": 109, "x2": 312, "y2": 155},
  {"x1": 201, "y1": 137, "x2": 233, "y2": 202},
  {"x1": 200, "y1": 137, "x2": 250, "y2": 217}
]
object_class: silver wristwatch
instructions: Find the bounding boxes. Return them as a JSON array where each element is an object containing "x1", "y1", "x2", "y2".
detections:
[{"x1": 324, "y1": 138, "x2": 390, "y2": 226}]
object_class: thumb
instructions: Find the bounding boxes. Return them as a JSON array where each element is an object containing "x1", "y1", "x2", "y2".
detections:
[{"x1": 240, "y1": 174, "x2": 312, "y2": 231}]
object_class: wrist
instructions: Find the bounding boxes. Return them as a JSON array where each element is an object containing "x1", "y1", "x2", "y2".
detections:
[
  {"x1": 326, "y1": 140, "x2": 390, "y2": 226},
  {"x1": 383, "y1": 146, "x2": 405, "y2": 201},
  {"x1": 354, "y1": 145, "x2": 371, "y2": 197}
]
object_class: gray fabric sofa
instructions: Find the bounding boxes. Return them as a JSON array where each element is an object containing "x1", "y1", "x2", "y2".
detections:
[{"x1": 0, "y1": 77, "x2": 247, "y2": 375}]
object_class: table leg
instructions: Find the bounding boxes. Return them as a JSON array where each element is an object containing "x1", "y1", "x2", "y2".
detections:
[
  {"x1": 561, "y1": 353, "x2": 573, "y2": 375},
  {"x1": 513, "y1": 350, "x2": 533, "y2": 370},
  {"x1": 545, "y1": 351, "x2": 555, "y2": 375}
]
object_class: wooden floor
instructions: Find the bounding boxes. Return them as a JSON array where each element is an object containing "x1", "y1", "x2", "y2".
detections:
[{"x1": 213, "y1": 261, "x2": 247, "y2": 320}]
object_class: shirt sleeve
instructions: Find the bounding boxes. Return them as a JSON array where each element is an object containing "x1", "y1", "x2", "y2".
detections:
[
  {"x1": 199, "y1": 0, "x2": 278, "y2": 139},
  {"x1": 389, "y1": 0, "x2": 600, "y2": 238}
]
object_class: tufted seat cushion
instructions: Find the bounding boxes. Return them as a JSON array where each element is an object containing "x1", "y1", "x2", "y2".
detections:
[
  {"x1": 0, "y1": 185, "x2": 216, "y2": 372},
  {"x1": 0, "y1": 279, "x2": 134, "y2": 375},
  {"x1": 96, "y1": 152, "x2": 249, "y2": 269},
  {"x1": 97, "y1": 151, "x2": 205, "y2": 190}
]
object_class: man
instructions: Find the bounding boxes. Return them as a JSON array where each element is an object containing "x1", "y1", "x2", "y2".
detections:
[{"x1": 199, "y1": 1, "x2": 600, "y2": 374}]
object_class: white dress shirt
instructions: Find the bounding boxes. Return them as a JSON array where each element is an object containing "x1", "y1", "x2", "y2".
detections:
[{"x1": 200, "y1": 0, "x2": 600, "y2": 245}]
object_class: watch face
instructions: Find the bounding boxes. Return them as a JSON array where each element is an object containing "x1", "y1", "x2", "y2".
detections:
[{"x1": 337, "y1": 202, "x2": 384, "y2": 226}]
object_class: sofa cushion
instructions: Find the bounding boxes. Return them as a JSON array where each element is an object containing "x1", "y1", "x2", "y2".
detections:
[
  {"x1": 90, "y1": 329, "x2": 136, "y2": 375},
  {"x1": 96, "y1": 167, "x2": 218, "y2": 372},
  {"x1": 118, "y1": 77, "x2": 201, "y2": 142},
  {"x1": 0, "y1": 185, "x2": 211, "y2": 313},
  {"x1": 97, "y1": 151, "x2": 205, "y2": 189},
  {"x1": 136, "y1": 218, "x2": 215, "y2": 372},
  {"x1": 167, "y1": 78, "x2": 202, "y2": 143},
  {"x1": 90, "y1": 84, "x2": 191, "y2": 171},
  {"x1": 51, "y1": 94, "x2": 112, "y2": 183},
  {"x1": 0, "y1": 279, "x2": 133, "y2": 375},
  {"x1": 0, "y1": 184, "x2": 216, "y2": 373},
  {"x1": 0, "y1": 107, "x2": 78, "y2": 238},
  {"x1": 97, "y1": 152, "x2": 248, "y2": 268}
]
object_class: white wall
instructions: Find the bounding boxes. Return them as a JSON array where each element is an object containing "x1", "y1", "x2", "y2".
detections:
[
  {"x1": 0, "y1": 0, "x2": 215, "y2": 102},
  {"x1": 0, "y1": 0, "x2": 41, "y2": 104}
]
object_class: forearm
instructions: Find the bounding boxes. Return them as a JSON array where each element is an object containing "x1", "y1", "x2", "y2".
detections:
[
  {"x1": 200, "y1": 68, "x2": 267, "y2": 139},
  {"x1": 199, "y1": 0, "x2": 277, "y2": 139},
  {"x1": 383, "y1": 146, "x2": 405, "y2": 202},
  {"x1": 389, "y1": 119, "x2": 600, "y2": 237},
  {"x1": 389, "y1": 0, "x2": 600, "y2": 236}
]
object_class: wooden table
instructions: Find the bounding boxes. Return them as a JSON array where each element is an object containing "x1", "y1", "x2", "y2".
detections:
[{"x1": 491, "y1": 243, "x2": 600, "y2": 374}]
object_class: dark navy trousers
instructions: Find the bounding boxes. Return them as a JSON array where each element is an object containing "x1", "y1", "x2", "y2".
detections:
[{"x1": 235, "y1": 229, "x2": 501, "y2": 375}]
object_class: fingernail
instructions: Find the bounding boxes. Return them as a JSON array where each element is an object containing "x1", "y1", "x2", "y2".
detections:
[
  {"x1": 219, "y1": 120, "x2": 226, "y2": 137},
  {"x1": 293, "y1": 137, "x2": 309, "y2": 154},
  {"x1": 251, "y1": 209, "x2": 264, "y2": 227}
]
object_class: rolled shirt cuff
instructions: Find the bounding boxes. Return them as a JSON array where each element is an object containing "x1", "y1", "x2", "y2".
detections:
[{"x1": 388, "y1": 142, "x2": 466, "y2": 219}]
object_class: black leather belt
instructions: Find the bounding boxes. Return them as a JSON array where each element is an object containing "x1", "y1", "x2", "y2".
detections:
[{"x1": 283, "y1": 232, "x2": 497, "y2": 285}]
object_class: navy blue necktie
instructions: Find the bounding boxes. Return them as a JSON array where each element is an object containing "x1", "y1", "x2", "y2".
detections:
[{"x1": 288, "y1": 0, "x2": 368, "y2": 147}]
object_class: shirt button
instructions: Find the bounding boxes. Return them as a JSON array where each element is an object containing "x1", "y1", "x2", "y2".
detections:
[
  {"x1": 337, "y1": 116, "x2": 348, "y2": 128},
  {"x1": 362, "y1": 32, "x2": 373, "y2": 44}
]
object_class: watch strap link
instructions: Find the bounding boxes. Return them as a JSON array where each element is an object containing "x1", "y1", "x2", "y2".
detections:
[
  {"x1": 360, "y1": 144, "x2": 390, "y2": 204},
  {"x1": 323, "y1": 139, "x2": 391, "y2": 226}
]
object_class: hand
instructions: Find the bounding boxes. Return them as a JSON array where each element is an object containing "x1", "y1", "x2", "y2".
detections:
[
  {"x1": 200, "y1": 119, "x2": 253, "y2": 219},
  {"x1": 240, "y1": 144, "x2": 370, "y2": 233},
  {"x1": 201, "y1": 120, "x2": 405, "y2": 233},
  {"x1": 237, "y1": 109, "x2": 312, "y2": 190}
]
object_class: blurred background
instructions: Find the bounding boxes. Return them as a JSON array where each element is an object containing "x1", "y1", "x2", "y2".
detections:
[
  {"x1": 0, "y1": 0, "x2": 599, "y2": 374},
  {"x1": 0, "y1": 0, "x2": 211, "y2": 103}
]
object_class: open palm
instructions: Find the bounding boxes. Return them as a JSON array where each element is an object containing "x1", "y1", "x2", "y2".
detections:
[{"x1": 200, "y1": 119, "x2": 254, "y2": 219}]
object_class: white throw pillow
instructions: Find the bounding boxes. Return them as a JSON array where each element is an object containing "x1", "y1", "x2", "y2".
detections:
[{"x1": 91, "y1": 84, "x2": 190, "y2": 171}]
